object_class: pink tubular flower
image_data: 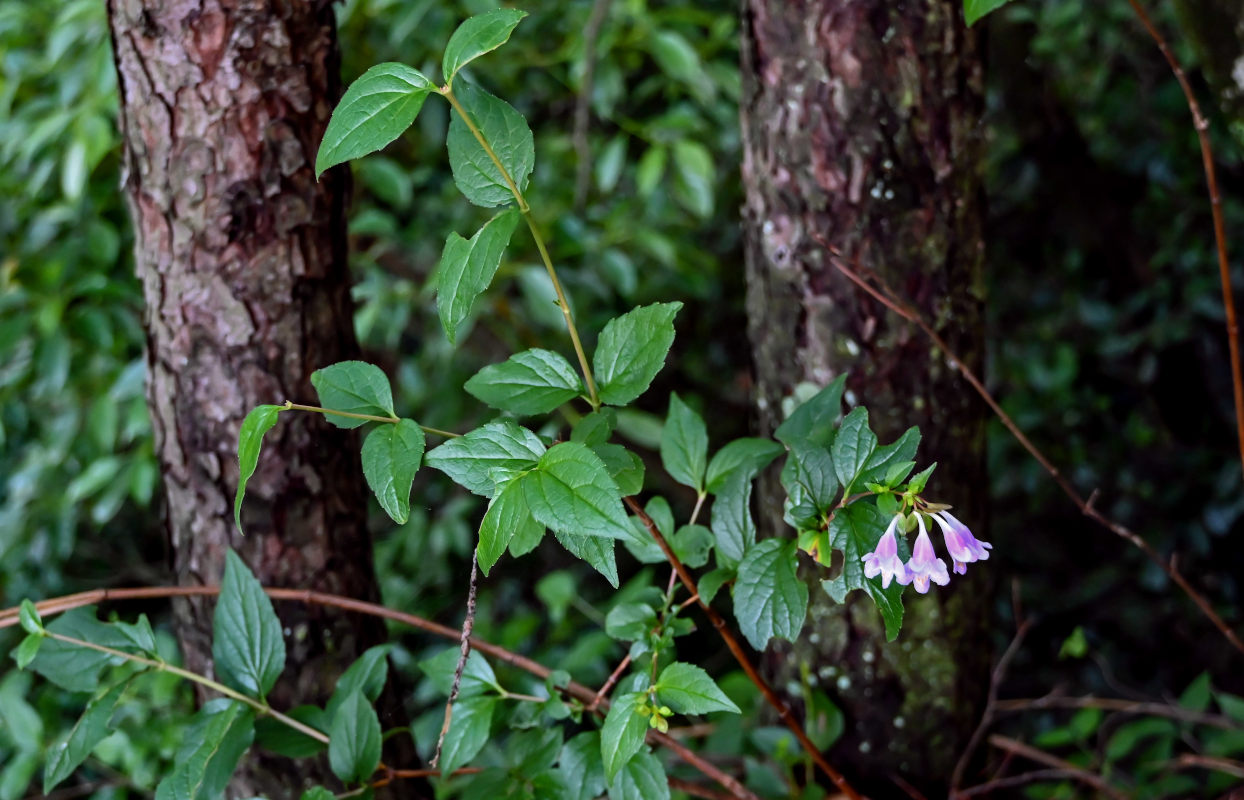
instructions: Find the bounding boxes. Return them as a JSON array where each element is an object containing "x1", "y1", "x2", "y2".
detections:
[
  {"x1": 862, "y1": 514, "x2": 911, "y2": 589},
  {"x1": 905, "y1": 515, "x2": 949, "y2": 594},
  {"x1": 931, "y1": 510, "x2": 992, "y2": 575}
]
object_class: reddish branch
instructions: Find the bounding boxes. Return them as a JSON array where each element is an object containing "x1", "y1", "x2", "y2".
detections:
[
  {"x1": 0, "y1": 586, "x2": 754, "y2": 800},
  {"x1": 821, "y1": 242, "x2": 1244, "y2": 657},
  {"x1": 951, "y1": 617, "x2": 1033, "y2": 791},
  {"x1": 986, "y1": 735, "x2": 1127, "y2": 800},
  {"x1": 625, "y1": 497, "x2": 863, "y2": 800},
  {"x1": 1125, "y1": 0, "x2": 1244, "y2": 481}
]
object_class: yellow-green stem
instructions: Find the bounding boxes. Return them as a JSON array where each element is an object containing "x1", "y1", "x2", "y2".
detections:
[
  {"x1": 284, "y1": 402, "x2": 461, "y2": 438},
  {"x1": 440, "y1": 87, "x2": 601, "y2": 409},
  {"x1": 43, "y1": 630, "x2": 330, "y2": 744}
]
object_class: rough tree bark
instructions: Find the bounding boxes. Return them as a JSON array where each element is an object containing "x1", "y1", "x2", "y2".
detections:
[
  {"x1": 740, "y1": 0, "x2": 991, "y2": 792},
  {"x1": 106, "y1": 1, "x2": 395, "y2": 795}
]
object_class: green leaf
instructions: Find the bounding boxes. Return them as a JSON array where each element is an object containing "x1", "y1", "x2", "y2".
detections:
[
  {"x1": 27, "y1": 609, "x2": 140, "y2": 693},
  {"x1": 964, "y1": 0, "x2": 1013, "y2": 25},
  {"x1": 440, "y1": 695, "x2": 498, "y2": 775},
  {"x1": 558, "y1": 732, "x2": 607, "y2": 800},
  {"x1": 442, "y1": 9, "x2": 528, "y2": 85},
  {"x1": 418, "y1": 648, "x2": 498, "y2": 697},
  {"x1": 446, "y1": 80, "x2": 534, "y2": 207},
  {"x1": 310, "y1": 361, "x2": 395, "y2": 428},
  {"x1": 592, "y1": 443, "x2": 646, "y2": 497},
  {"x1": 235, "y1": 404, "x2": 282, "y2": 532},
  {"x1": 465, "y1": 347, "x2": 582, "y2": 414},
  {"x1": 671, "y1": 139, "x2": 714, "y2": 218},
  {"x1": 478, "y1": 478, "x2": 543, "y2": 575},
  {"x1": 774, "y1": 376, "x2": 846, "y2": 448},
  {"x1": 571, "y1": 409, "x2": 617, "y2": 446},
  {"x1": 316, "y1": 63, "x2": 435, "y2": 177},
  {"x1": 425, "y1": 421, "x2": 546, "y2": 497},
  {"x1": 112, "y1": 615, "x2": 158, "y2": 655},
  {"x1": 733, "y1": 539, "x2": 808, "y2": 650},
  {"x1": 301, "y1": 789, "x2": 335, "y2": 800},
  {"x1": 212, "y1": 550, "x2": 286, "y2": 699},
  {"x1": 831, "y1": 407, "x2": 877, "y2": 491},
  {"x1": 906, "y1": 462, "x2": 937, "y2": 493},
  {"x1": 820, "y1": 502, "x2": 907, "y2": 640},
  {"x1": 862, "y1": 575, "x2": 906, "y2": 642},
  {"x1": 44, "y1": 680, "x2": 127, "y2": 792},
  {"x1": 608, "y1": 750, "x2": 669, "y2": 800},
  {"x1": 604, "y1": 603, "x2": 657, "y2": 642},
  {"x1": 551, "y1": 529, "x2": 619, "y2": 587},
  {"x1": 361, "y1": 419, "x2": 425, "y2": 525},
  {"x1": 781, "y1": 443, "x2": 838, "y2": 529},
  {"x1": 711, "y1": 472, "x2": 755, "y2": 567},
  {"x1": 671, "y1": 524, "x2": 714, "y2": 569},
  {"x1": 254, "y1": 705, "x2": 328, "y2": 759},
  {"x1": 18, "y1": 600, "x2": 41, "y2": 635},
  {"x1": 647, "y1": 29, "x2": 711, "y2": 102},
  {"x1": 697, "y1": 567, "x2": 732, "y2": 605},
  {"x1": 328, "y1": 690, "x2": 382, "y2": 785},
  {"x1": 858, "y1": 426, "x2": 920, "y2": 487},
  {"x1": 706, "y1": 438, "x2": 785, "y2": 494},
  {"x1": 14, "y1": 635, "x2": 41, "y2": 670},
  {"x1": 594, "y1": 303, "x2": 683, "y2": 406},
  {"x1": 656, "y1": 662, "x2": 740, "y2": 714},
  {"x1": 155, "y1": 699, "x2": 255, "y2": 800},
  {"x1": 326, "y1": 645, "x2": 391, "y2": 723},
  {"x1": 660, "y1": 393, "x2": 707, "y2": 492},
  {"x1": 521, "y1": 442, "x2": 633, "y2": 540},
  {"x1": 509, "y1": 513, "x2": 547, "y2": 558},
  {"x1": 436, "y1": 208, "x2": 521, "y2": 344},
  {"x1": 600, "y1": 692, "x2": 647, "y2": 781},
  {"x1": 635, "y1": 146, "x2": 667, "y2": 197}
]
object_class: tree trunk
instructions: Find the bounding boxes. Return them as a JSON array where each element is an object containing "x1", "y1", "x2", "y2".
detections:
[
  {"x1": 740, "y1": 0, "x2": 991, "y2": 793},
  {"x1": 106, "y1": 1, "x2": 394, "y2": 795}
]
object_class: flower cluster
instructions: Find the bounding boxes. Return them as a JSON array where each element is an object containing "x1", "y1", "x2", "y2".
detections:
[{"x1": 861, "y1": 510, "x2": 991, "y2": 594}]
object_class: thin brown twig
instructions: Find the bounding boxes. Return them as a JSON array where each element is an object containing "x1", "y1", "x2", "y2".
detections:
[
  {"x1": 625, "y1": 496, "x2": 863, "y2": 800},
  {"x1": 994, "y1": 695, "x2": 1243, "y2": 729},
  {"x1": 1171, "y1": 753, "x2": 1244, "y2": 779},
  {"x1": 955, "y1": 767, "x2": 1108, "y2": 798},
  {"x1": 819, "y1": 241, "x2": 1244, "y2": 656},
  {"x1": 986, "y1": 734, "x2": 1127, "y2": 800},
  {"x1": 431, "y1": 547, "x2": 480, "y2": 769},
  {"x1": 1125, "y1": 0, "x2": 1244, "y2": 481},
  {"x1": 0, "y1": 585, "x2": 755, "y2": 800},
  {"x1": 588, "y1": 653, "x2": 632, "y2": 712},
  {"x1": 951, "y1": 618, "x2": 1033, "y2": 792}
]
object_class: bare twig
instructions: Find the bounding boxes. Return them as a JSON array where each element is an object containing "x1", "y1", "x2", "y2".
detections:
[
  {"x1": 986, "y1": 735, "x2": 1127, "y2": 800},
  {"x1": 625, "y1": 496, "x2": 863, "y2": 800},
  {"x1": 1171, "y1": 753, "x2": 1244, "y2": 779},
  {"x1": 956, "y1": 767, "x2": 1108, "y2": 797},
  {"x1": 588, "y1": 653, "x2": 632, "y2": 712},
  {"x1": 572, "y1": 0, "x2": 613, "y2": 210},
  {"x1": 994, "y1": 695, "x2": 1243, "y2": 729},
  {"x1": 951, "y1": 618, "x2": 1033, "y2": 791},
  {"x1": 1125, "y1": 0, "x2": 1244, "y2": 481},
  {"x1": 819, "y1": 241, "x2": 1244, "y2": 657},
  {"x1": 431, "y1": 547, "x2": 480, "y2": 769}
]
